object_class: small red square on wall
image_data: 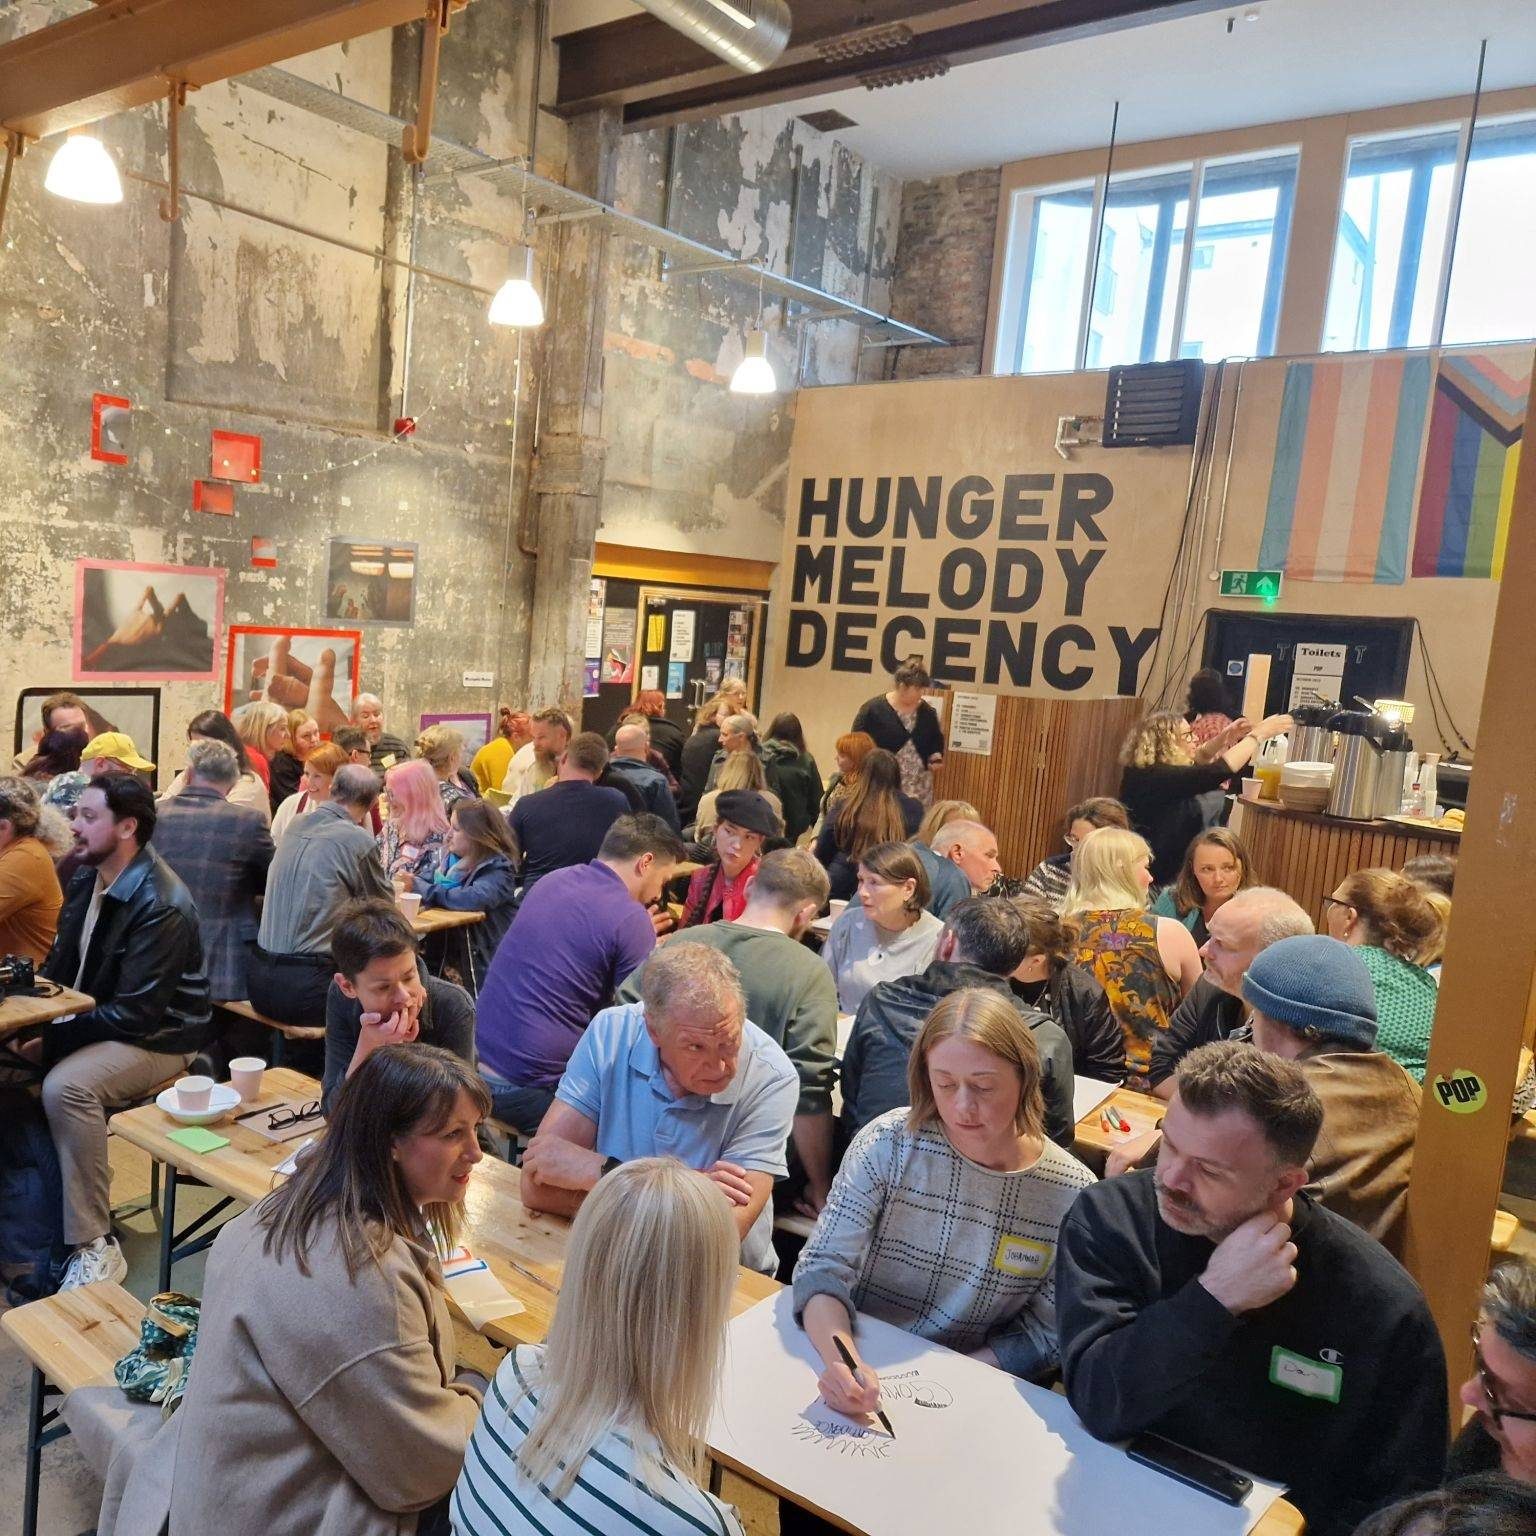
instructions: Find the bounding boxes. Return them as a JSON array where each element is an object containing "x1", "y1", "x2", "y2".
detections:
[
  {"x1": 193, "y1": 479, "x2": 235, "y2": 515},
  {"x1": 211, "y1": 429, "x2": 262, "y2": 483},
  {"x1": 251, "y1": 538, "x2": 277, "y2": 569},
  {"x1": 91, "y1": 393, "x2": 131, "y2": 465}
]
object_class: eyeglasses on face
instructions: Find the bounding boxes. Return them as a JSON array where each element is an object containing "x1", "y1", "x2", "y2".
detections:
[
  {"x1": 269, "y1": 1100, "x2": 321, "y2": 1130},
  {"x1": 1473, "y1": 1326, "x2": 1536, "y2": 1428}
]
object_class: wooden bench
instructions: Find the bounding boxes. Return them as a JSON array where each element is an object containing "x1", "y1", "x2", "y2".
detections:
[
  {"x1": 219, "y1": 1000, "x2": 325, "y2": 1066},
  {"x1": 2, "y1": 1282, "x2": 145, "y2": 1536}
]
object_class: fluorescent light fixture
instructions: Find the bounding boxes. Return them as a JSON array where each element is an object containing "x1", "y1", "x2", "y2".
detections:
[
  {"x1": 44, "y1": 132, "x2": 123, "y2": 205},
  {"x1": 729, "y1": 328, "x2": 777, "y2": 394},
  {"x1": 488, "y1": 246, "x2": 544, "y2": 328},
  {"x1": 702, "y1": 0, "x2": 757, "y2": 27}
]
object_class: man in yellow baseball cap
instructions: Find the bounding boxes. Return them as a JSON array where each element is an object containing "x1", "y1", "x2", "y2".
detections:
[{"x1": 79, "y1": 732, "x2": 155, "y2": 774}]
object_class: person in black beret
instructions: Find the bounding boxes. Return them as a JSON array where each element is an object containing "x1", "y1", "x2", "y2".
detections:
[{"x1": 679, "y1": 790, "x2": 782, "y2": 928}]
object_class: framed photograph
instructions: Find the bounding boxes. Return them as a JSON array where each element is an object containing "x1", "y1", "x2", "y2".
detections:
[
  {"x1": 14, "y1": 686, "x2": 162, "y2": 781},
  {"x1": 91, "y1": 393, "x2": 131, "y2": 465},
  {"x1": 418, "y1": 712, "x2": 492, "y2": 755},
  {"x1": 325, "y1": 538, "x2": 418, "y2": 626},
  {"x1": 74, "y1": 559, "x2": 224, "y2": 683},
  {"x1": 225, "y1": 625, "x2": 361, "y2": 735}
]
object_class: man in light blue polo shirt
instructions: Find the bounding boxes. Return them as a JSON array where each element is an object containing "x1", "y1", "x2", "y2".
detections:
[{"x1": 521, "y1": 943, "x2": 798, "y2": 1273}]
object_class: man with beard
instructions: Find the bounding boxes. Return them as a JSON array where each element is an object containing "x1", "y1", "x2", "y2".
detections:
[
  {"x1": 1056, "y1": 1040, "x2": 1446, "y2": 1536},
  {"x1": 18, "y1": 776, "x2": 211, "y2": 1289},
  {"x1": 501, "y1": 706, "x2": 570, "y2": 806}
]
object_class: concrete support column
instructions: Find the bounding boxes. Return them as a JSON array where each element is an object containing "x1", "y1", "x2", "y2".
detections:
[{"x1": 525, "y1": 107, "x2": 620, "y2": 714}]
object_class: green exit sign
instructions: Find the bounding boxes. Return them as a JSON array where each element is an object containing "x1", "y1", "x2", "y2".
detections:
[{"x1": 1220, "y1": 568, "x2": 1284, "y2": 601}]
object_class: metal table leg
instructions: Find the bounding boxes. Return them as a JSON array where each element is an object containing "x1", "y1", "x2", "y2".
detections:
[
  {"x1": 22, "y1": 1366, "x2": 44, "y2": 1536},
  {"x1": 158, "y1": 1163, "x2": 179, "y2": 1291}
]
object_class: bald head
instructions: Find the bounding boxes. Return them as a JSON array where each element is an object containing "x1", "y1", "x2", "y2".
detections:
[
  {"x1": 614, "y1": 722, "x2": 650, "y2": 759},
  {"x1": 931, "y1": 819, "x2": 1001, "y2": 893},
  {"x1": 1201, "y1": 885, "x2": 1315, "y2": 996}
]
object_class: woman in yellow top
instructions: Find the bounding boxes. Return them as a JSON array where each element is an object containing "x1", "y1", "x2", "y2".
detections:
[{"x1": 1063, "y1": 827, "x2": 1202, "y2": 1091}]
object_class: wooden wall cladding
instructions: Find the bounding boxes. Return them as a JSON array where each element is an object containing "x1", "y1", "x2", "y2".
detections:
[
  {"x1": 1231, "y1": 800, "x2": 1457, "y2": 930},
  {"x1": 933, "y1": 695, "x2": 1144, "y2": 878}
]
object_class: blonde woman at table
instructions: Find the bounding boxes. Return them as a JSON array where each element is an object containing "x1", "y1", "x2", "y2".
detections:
[
  {"x1": 451, "y1": 1157, "x2": 746, "y2": 1536},
  {"x1": 1063, "y1": 827, "x2": 1202, "y2": 1092},
  {"x1": 789, "y1": 988, "x2": 1093, "y2": 1533},
  {"x1": 168, "y1": 1043, "x2": 489, "y2": 1536}
]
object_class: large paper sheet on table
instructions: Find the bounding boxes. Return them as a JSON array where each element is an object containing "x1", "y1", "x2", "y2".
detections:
[
  {"x1": 710, "y1": 1291, "x2": 1283, "y2": 1536},
  {"x1": 1072, "y1": 1075, "x2": 1118, "y2": 1124}
]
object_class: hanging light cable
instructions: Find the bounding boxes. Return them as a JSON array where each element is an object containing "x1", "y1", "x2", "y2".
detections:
[
  {"x1": 730, "y1": 268, "x2": 777, "y2": 394},
  {"x1": 44, "y1": 129, "x2": 123, "y2": 205}
]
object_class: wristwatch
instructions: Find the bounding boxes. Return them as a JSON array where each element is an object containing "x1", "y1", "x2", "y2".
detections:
[{"x1": 600, "y1": 1155, "x2": 622, "y2": 1177}]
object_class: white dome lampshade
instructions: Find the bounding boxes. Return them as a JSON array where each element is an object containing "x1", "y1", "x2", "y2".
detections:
[
  {"x1": 44, "y1": 132, "x2": 124, "y2": 205},
  {"x1": 729, "y1": 328, "x2": 777, "y2": 395},
  {"x1": 488, "y1": 246, "x2": 544, "y2": 328}
]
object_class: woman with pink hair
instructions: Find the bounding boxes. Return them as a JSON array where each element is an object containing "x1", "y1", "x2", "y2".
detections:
[{"x1": 379, "y1": 758, "x2": 450, "y2": 885}]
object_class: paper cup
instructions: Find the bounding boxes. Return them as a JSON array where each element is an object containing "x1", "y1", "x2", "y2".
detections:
[
  {"x1": 397, "y1": 892, "x2": 423, "y2": 921},
  {"x1": 1240, "y1": 779, "x2": 1263, "y2": 802},
  {"x1": 176, "y1": 1075, "x2": 214, "y2": 1112},
  {"x1": 229, "y1": 1057, "x2": 267, "y2": 1103},
  {"x1": 827, "y1": 899, "x2": 849, "y2": 922}
]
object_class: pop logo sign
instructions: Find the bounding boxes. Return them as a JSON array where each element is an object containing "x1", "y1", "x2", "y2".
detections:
[{"x1": 1432, "y1": 1069, "x2": 1488, "y2": 1115}]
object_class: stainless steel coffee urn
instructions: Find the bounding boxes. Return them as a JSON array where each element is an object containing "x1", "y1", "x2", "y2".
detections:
[
  {"x1": 1289, "y1": 702, "x2": 1336, "y2": 765},
  {"x1": 1326, "y1": 710, "x2": 1411, "y2": 820}
]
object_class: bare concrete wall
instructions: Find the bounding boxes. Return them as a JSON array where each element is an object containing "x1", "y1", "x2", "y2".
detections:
[{"x1": 597, "y1": 109, "x2": 902, "y2": 564}]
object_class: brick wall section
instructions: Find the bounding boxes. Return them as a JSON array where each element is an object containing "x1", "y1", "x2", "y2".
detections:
[{"x1": 889, "y1": 167, "x2": 1002, "y2": 379}]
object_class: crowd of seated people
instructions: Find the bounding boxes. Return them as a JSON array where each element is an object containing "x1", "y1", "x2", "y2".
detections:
[{"x1": 9, "y1": 671, "x2": 1531, "y2": 1536}]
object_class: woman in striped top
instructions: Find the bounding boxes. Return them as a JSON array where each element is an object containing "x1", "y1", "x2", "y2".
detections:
[{"x1": 451, "y1": 1158, "x2": 744, "y2": 1536}]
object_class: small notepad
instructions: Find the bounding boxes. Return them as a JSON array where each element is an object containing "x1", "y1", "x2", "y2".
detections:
[
  {"x1": 439, "y1": 1245, "x2": 526, "y2": 1329},
  {"x1": 166, "y1": 1126, "x2": 230, "y2": 1153}
]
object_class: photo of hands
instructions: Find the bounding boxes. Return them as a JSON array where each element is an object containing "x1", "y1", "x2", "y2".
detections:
[{"x1": 224, "y1": 625, "x2": 361, "y2": 733}]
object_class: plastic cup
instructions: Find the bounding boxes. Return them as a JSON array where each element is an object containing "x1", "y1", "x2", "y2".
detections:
[
  {"x1": 397, "y1": 892, "x2": 423, "y2": 921},
  {"x1": 175, "y1": 1075, "x2": 214, "y2": 1112},
  {"x1": 1240, "y1": 780, "x2": 1263, "y2": 802},
  {"x1": 229, "y1": 1057, "x2": 266, "y2": 1103}
]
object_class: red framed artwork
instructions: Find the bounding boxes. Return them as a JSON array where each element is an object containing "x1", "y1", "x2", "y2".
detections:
[
  {"x1": 90, "y1": 393, "x2": 131, "y2": 465},
  {"x1": 224, "y1": 625, "x2": 361, "y2": 735},
  {"x1": 211, "y1": 429, "x2": 262, "y2": 484}
]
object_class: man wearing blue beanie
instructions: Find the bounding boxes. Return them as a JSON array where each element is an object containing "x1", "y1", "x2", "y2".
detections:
[{"x1": 1243, "y1": 935, "x2": 1421, "y2": 1258}]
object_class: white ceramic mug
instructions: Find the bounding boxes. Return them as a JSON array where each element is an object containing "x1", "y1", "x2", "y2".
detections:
[
  {"x1": 176, "y1": 1074, "x2": 214, "y2": 1112},
  {"x1": 229, "y1": 1057, "x2": 266, "y2": 1103}
]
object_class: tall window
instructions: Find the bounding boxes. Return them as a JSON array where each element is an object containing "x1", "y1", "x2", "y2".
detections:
[
  {"x1": 1002, "y1": 150, "x2": 1297, "y2": 374},
  {"x1": 1324, "y1": 115, "x2": 1536, "y2": 352}
]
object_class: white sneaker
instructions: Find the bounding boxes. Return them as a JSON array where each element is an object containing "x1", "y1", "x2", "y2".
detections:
[{"x1": 58, "y1": 1236, "x2": 128, "y2": 1291}]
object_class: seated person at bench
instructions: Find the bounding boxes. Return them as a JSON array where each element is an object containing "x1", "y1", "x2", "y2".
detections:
[
  {"x1": 249, "y1": 763, "x2": 391, "y2": 1028},
  {"x1": 520, "y1": 943, "x2": 797, "y2": 1275},
  {"x1": 322, "y1": 898, "x2": 478, "y2": 1115},
  {"x1": 21, "y1": 777, "x2": 212, "y2": 1291},
  {"x1": 171, "y1": 1044, "x2": 486, "y2": 1536}
]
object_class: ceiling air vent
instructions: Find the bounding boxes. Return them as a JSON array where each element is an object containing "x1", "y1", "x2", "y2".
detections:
[
  {"x1": 1103, "y1": 360, "x2": 1206, "y2": 448},
  {"x1": 798, "y1": 109, "x2": 859, "y2": 133}
]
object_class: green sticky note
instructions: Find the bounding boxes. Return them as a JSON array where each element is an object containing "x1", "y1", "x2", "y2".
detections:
[{"x1": 166, "y1": 1126, "x2": 230, "y2": 1153}]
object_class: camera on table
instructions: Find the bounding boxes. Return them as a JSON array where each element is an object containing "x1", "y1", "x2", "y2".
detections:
[{"x1": 0, "y1": 954, "x2": 36, "y2": 994}]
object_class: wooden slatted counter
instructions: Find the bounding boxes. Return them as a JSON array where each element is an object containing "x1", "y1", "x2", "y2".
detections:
[{"x1": 1230, "y1": 798, "x2": 1460, "y2": 930}]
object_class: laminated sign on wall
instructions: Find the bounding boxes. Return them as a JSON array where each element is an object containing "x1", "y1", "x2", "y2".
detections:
[
  {"x1": 949, "y1": 692, "x2": 996, "y2": 755},
  {"x1": 1288, "y1": 643, "x2": 1347, "y2": 709}
]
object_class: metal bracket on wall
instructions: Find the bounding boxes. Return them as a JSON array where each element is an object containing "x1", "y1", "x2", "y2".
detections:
[
  {"x1": 159, "y1": 81, "x2": 191, "y2": 223},
  {"x1": 401, "y1": 0, "x2": 468, "y2": 165},
  {"x1": 0, "y1": 131, "x2": 24, "y2": 244}
]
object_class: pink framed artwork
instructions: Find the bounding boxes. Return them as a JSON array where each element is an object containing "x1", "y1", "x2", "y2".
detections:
[
  {"x1": 73, "y1": 559, "x2": 224, "y2": 683},
  {"x1": 225, "y1": 624, "x2": 361, "y2": 735}
]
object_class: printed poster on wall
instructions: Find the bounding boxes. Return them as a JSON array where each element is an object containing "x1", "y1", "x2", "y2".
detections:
[
  {"x1": 666, "y1": 661, "x2": 686, "y2": 698},
  {"x1": 603, "y1": 606, "x2": 636, "y2": 684},
  {"x1": 585, "y1": 578, "x2": 606, "y2": 661},
  {"x1": 669, "y1": 609, "x2": 696, "y2": 663},
  {"x1": 646, "y1": 613, "x2": 667, "y2": 653},
  {"x1": 640, "y1": 664, "x2": 660, "y2": 691},
  {"x1": 727, "y1": 609, "x2": 750, "y2": 663},
  {"x1": 949, "y1": 692, "x2": 997, "y2": 755},
  {"x1": 583, "y1": 660, "x2": 601, "y2": 698},
  {"x1": 1287, "y1": 642, "x2": 1347, "y2": 710}
]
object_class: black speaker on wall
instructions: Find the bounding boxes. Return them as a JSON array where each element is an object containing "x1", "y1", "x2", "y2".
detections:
[{"x1": 1102, "y1": 359, "x2": 1205, "y2": 448}]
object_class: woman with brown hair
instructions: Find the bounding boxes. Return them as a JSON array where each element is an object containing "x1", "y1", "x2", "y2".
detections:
[
  {"x1": 268, "y1": 709, "x2": 320, "y2": 814},
  {"x1": 169, "y1": 1044, "x2": 489, "y2": 1536},
  {"x1": 819, "y1": 729, "x2": 876, "y2": 821},
  {"x1": 677, "y1": 692, "x2": 734, "y2": 822},
  {"x1": 851, "y1": 658, "x2": 946, "y2": 808},
  {"x1": 812, "y1": 747, "x2": 923, "y2": 902},
  {"x1": 411, "y1": 798, "x2": 521, "y2": 980},
  {"x1": 821, "y1": 841, "x2": 942, "y2": 1012},
  {"x1": 1019, "y1": 796, "x2": 1131, "y2": 911},
  {"x1": 1150, "y1": 826, "x2": 1258, "y2": 948},
  {"x1": 794, "y1": 986, "x2": 1094, "y2": 1419},
  {"x1": 1325, "y1": 867, "x2": 1443, "y2": 1082}
]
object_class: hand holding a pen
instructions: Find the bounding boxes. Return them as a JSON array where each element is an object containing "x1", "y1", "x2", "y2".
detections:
[{"x1": 819, "y1": 1333, "x2": 884, "y2": 1421}]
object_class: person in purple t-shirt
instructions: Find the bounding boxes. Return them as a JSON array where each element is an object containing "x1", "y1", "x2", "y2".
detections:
[{"x1": 476, "y1": 813, "x2": 686, "y2": 1131}]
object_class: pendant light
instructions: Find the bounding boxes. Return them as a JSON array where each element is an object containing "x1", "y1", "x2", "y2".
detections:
[
  {"x1": 44, "y1": 131, "x2": 123, "y2": 205},
  {"x1": 488, "y1": 246, "x2": 544, "y2": 328},
  {"x1": 730, "y1": 270, "x2": 778, "y2": 394}
]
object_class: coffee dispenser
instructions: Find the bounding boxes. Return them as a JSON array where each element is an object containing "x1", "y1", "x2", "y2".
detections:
[{"x1": 1325, "y1": 710, "x2": 1412, "y2": 821}]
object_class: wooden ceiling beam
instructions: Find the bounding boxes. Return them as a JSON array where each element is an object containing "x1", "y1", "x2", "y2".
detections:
[
  {"x1": 556, "y1": 0, "x2": 1244, "y2": 125},
  {"x1": 0, "y1": 0, "x2": 440, "y2": 140}
]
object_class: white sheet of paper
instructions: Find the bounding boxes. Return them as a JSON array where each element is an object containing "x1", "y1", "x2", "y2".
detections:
[
  {"x1": 669, "y1": 609, "x2": 696, "y2": 662},
  {"x1": 711, "y1": 1291, "x2": 1284, "y2": 1536},
  {"x1": 1072, "y1": 1076, "x2": 1118, "y2": 1124}
]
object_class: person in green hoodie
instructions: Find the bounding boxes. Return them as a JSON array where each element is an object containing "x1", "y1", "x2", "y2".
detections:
[{"x1": 761, "y1": 713, "x2": 823, "y2": 844}]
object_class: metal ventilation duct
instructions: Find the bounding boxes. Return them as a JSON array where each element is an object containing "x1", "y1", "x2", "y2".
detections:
[{"x1": 632, "y1": 0, "x2": 791, "y2": 74}]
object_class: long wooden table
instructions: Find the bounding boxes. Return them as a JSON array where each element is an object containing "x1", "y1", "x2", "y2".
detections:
[
  {"x1": 1071, "y1": 1085, "x2": 1166, "y2": 1168},
  {"x1": 0, "y1": 985, "x2": 95, "y2": 1041},
  {"x1": 411, "y1": 907, "x2": 485, "y2": 937}
]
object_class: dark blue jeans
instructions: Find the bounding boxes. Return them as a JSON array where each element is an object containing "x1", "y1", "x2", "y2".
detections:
[{"x1": 481, "y1": 1071, "x2": 557, "y2": 1134}]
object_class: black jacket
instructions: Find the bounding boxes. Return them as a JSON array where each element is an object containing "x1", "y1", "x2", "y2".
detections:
[
  {"x1": 1148, "y1": 975, "x2": 1248, "y2": 1090},
  {"x1": 643, "y1": 716, "x2": 686, "y2": 778},
  {"x1": 1013, "y1": 963, "x2": 1126, "y2": 1083},
  {"x1": 851, "y1": 694, "x2": 945, "y2": 765},
  {"x1": 1057, "y1": 1172, "x2": 1447, "y2": 1536},
  {"x1": 1118, "y1": 761, "x2": 1233, "y2": 886},
  {"x1": 760, "y1": 741, "x2": 822, "y2": 843},
  {"x1": 677, "y1": 724, "x2": 720, "y2": 821},
  {"x1": 40, "y1": 846, "x2": 214, "y2": 1066},
  {"x1": 841, "y1": 960, "x2": 1077, "y2": 1148}
]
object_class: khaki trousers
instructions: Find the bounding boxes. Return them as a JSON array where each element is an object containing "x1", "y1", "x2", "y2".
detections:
[{"x1": 41, "y1": 1040, "x2": 194, "y2": 1246}]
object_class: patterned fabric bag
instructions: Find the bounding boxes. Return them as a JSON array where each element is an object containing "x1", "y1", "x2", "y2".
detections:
[{"x1": 115, "y1": 1292, "x2": 200, "y2": 1418}]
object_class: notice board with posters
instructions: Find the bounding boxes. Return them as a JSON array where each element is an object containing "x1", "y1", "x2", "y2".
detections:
[{"x1": 772, "y1": 373, "x2": 1197, "y2": 764}]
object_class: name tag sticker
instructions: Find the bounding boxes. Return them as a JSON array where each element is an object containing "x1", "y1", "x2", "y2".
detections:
[
  {"x1": 1269, "y1": 1347, "x2": 1342, "y2": 1403},
  {"x1": 992, "y1": 1234, "x2": 1052, "y2": 1279}
]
